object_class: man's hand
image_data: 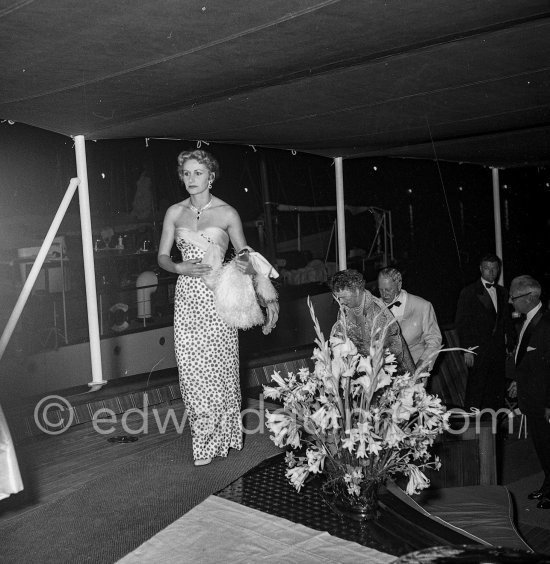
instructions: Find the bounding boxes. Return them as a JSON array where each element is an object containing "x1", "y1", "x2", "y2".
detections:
[
  {"x1": 507, "y1": 380, "x2": 517, "y2": 399},
  {"x1": 262, "y1": 301, "x2": 279, "y2": 335},
  {"x1": 464, "y1": 352, "x2": 475, "y2": 368}
]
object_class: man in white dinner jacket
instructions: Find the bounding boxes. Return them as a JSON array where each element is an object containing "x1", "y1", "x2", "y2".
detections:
[{"x1": 378, "y1": 267, "x2": 442, "y2": 372}]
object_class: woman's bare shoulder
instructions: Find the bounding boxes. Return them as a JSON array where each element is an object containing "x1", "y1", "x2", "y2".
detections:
[
  {"x1": 212, "y1": 196, "x2": 234, "y2": 211},
  {"x1": 165, "y1": 200, "x2": 188, "y2": 218},
  {"x1": 212, "y1": 198, "x2": 240, "y2": 219}
]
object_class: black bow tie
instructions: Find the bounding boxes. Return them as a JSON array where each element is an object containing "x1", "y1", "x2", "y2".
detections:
[
  {"x1": 388, "y1": 301, "x2": 401, "y2": 310},
  {"x1": 485, "y1": 282, "x2": 495, "y2": 289}
]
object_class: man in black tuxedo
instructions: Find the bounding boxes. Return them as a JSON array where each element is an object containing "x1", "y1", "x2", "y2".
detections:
[
  {"x1": 509, "y1": 275, "x2": 550, "y2": 509},
  {"x1": 455, "y1": 254, "x2": 515, "y2": 410}
]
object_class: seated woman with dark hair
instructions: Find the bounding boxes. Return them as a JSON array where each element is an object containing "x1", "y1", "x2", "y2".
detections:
[{"x1": 330, "y1": 269, "x2": 415, "y2": 375}]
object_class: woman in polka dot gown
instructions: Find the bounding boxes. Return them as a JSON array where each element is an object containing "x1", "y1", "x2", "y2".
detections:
[{"x1": 158, "y1": 150, "x2": 278, "y2": 466}]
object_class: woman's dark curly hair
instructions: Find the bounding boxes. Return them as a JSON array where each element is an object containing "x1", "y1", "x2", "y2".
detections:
[{"x1": 330, "y1": 269, "x2": 365, "y2": 293}]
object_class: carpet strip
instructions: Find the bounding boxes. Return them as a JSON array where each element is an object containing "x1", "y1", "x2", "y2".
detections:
[{"x1": 0, "y1": 412, "x2": 280, "y2": 564}]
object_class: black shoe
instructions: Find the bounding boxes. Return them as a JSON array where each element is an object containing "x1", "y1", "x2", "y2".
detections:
[
  {"x1": 536, "y1": 498, "x2": 550, "y2": 509},
  {"x1": 528, "y1": 489, "x2": 544, "y2": 500}
]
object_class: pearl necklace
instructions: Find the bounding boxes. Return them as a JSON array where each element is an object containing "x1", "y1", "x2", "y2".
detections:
[
  {"x1": 189, "y1": 196, "x2": 213, "y2": 220},
  {"x1": 350, "y1": 291, "x2": 365, "y2": 316}
]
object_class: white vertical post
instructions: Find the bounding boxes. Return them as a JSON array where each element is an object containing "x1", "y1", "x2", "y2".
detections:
[
  {"x1": 491, "y1": 167, "x2": 504, "y2": 284},
  {"x1": 334, "y1": 157, "x2": 347, "y2": 271},
  {"x1": 74, "y1": 135, "x2": 106, "y2": 388},
  {"x1": 0, "y1": 179, "x2": 79, "y2": 361},
  {"x1": 388, "y1": 210, "x2": 394, "y2": 263}
]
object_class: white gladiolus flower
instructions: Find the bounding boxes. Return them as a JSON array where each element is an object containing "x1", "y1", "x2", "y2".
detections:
[
  {"x1": 310, "y1": 406, "x2": 329, "y2": 430},
  {"x1": 265, "y1": 411, "x2": 288, "y2": 432},
  {"x1": 325, "y1": 405, "x2": 341, "y2": 430},
  {"x1": 354, "y1": 374, "x2": 373, "y2": 393},
  {"x1": 287, "y1": 372, "x2": 297, "y2": 387},
  {"x1": 312, "y1": 347, "x2": 325, "y2": 363},
  {"x1": 263, "y1": 386, "x2": 281, "y2": 400},
  {"x1": 341, "y1": 434, "x2": 356, "y2": 453},
  {"x1": 269, "y1": 371, "x2": 287, "y2": 388},
  {"x1": 385, "y1": 352, "x2": 397, "y2": 364},
  {"x1": 383, "y1": 420, "x2": 407, "y2": 447},
  {"x1": 285, "y1": 450, "x2": 297, "y2": 467},
  {"x1": 306, "y1": 448, "x2": 326, "y2": 473},
  {"x1": 286, "y1": 465, "x2": 309, "y2": 492},
  {"x1": 350, "y1": 467, "x2": 363, "y2": 480},
  {"x1": 342, "y1": 364, "x2": 358, "y2": 378},
  {"x1": 286, "y1": 421, "x2": 301, "y2": 448},
  {"x1": 301, "y1": 379, "x2": 317, "y2": 394},
  {"x1": 298, "y1": 367, "x2": 311, "y2": 381},
  {"x1": 367, "y1": 435, "x2": 383, "y2": 456},
  {"x1": 399, "y1": 388, "x2": 415, "y2": 406},
  {"x1": 375, "y1": 370, "x2": 392, "y2": 391},
  {"x1": 265, "y1": 411, "x2": 300, "y2": 448},
  {"x1": 310, "y1": 404, "x2": 341, "y2": 431},
  {"x1": 390, "y1": 400, "x2": 415, "y2": 422},
  {"x1": 331, "y1": 357, "x2": 345, "y2": 379},
  {"x1": 406, "y1": 465, "x2": 431, "y2": 495},
  {"x1": 356, "y1": 355, "x2": 372, "y2": 374},
  {"x1": 347, "y1": 483, "x2": 361, "y2": 496},
  {"x1": 356, "y1": 437, "x2": 368, "y2": 458},
  {"x1": 330, "y1": 335, "x2": 357, "y2": 358},
  {"x1": 323, "y1": 378, "x2": 338, "y2": 396}
]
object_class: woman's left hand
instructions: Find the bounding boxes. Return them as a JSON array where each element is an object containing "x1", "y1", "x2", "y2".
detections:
[
  {"x1": 235, "y1": 256, "x2": 256, "y2": 275},
  {"x1": 262, "y1": 301, "x2": 279, "y2": 335}
]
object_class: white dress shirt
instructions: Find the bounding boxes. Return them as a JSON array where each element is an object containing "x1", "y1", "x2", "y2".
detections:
[
  {"x1": 481, "y1": 277, "x2": 498, "y2": 312},
  {"x1": 389, "y1": 290, "x2": 406, "y2": 319},
  {"x1": 515, "y1": 302, "x2": 542, "y2": 363}
]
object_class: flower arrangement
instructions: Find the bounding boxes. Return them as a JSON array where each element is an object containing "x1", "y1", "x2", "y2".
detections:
[{"x1": 264, "y1": 297, "x2": 451, "y2": 514}]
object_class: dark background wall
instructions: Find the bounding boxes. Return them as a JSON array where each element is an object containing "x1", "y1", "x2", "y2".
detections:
[{"x1": 1, "y1": 122, "x2": 549, "y2": 326}]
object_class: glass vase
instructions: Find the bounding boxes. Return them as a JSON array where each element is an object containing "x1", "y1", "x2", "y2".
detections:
[{"x1": 325, "y1": 479, "x2": 381, "y2": 522}]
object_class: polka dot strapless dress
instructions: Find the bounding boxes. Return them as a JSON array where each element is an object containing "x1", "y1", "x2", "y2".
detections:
[{"x1": 174, "y1": 232, "x2": 242, "y2": 461}]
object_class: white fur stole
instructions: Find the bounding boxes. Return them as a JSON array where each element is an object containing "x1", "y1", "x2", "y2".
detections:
[{"x1": 213, "y1": 258, "x2": 278, "y2": 330}]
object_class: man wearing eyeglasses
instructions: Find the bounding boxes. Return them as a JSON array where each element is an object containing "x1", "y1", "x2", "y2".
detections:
[
  {"x1": 455, "y1": 253, "x2": 515, "y2": 410},
  {"x1": 508, "y1": 275, "x2": 550, "y2": 509}
]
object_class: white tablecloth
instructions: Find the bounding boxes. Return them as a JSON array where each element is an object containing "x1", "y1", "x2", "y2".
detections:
[{"x1": 117, "y1": 495, "x2": 395, "y2": 564}]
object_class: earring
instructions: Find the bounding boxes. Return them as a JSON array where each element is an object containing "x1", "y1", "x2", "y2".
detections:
[{"x1": 208, "y1": 179, "x2": 213, "y2": 190}]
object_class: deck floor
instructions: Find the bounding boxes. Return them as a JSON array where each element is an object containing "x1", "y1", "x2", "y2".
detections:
[{"x1": 2, "y1": 388, "x2": 550, "y2": 558}]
